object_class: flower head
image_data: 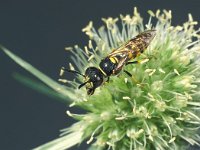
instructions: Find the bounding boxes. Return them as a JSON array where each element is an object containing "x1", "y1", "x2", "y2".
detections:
[{"x1": 41, "y1": 7, "x2": 200, "y2": 150}]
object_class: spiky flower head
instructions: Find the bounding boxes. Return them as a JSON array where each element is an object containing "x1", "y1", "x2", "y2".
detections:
[{"x1": 36, "y1": 7, "x2": 200, "y2": 150}]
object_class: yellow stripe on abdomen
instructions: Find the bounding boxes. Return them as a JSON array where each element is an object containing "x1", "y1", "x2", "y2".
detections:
[
  {"x1": 109, "y1": 56, "x2": 119, "y2": 63},
  {"x1": 109, "y1": 57, "x2": 116, "y2": 63}
]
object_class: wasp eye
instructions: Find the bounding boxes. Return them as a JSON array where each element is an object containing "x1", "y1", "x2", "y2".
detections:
[{"x1": 94, "y1": 74, "x2": 101, "y2": 81}]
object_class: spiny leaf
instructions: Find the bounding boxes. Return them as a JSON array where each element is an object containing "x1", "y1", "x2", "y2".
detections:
[
  {"x1": 13, "y1": 73, "x2": 68, "y2": 103},
  {"x1": 0, "y1": 45, "x2": 75, "y2": 102},
  {"x1": 33, "y1": 131, "x2": 83, "y2": 150}
]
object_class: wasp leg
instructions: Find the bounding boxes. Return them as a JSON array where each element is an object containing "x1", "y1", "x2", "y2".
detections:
[
  {"x1": 125, "y1": 61, "x2": 139, "y2": 65},
  {"x1": 124, "y1": 70, "x2": 132, "y2": 77},
  {"x1": 104, "y1": 77, "x2": 110, "y2": 84},
  {"x1": 124, "y1": 70, "x2": 139, "y2": 83},
  {"x1": 126, "y1": 58, "x2": 150, "y2": 66},
  {"x1": 103, "y1": 77, "x2": 110, "y2": 85},
  {"x1": 106, "y1": 77, "x2": 110, "y2": 83}
]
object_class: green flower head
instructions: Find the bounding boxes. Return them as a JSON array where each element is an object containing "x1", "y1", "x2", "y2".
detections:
[
  {"x1": 53, "y1": 7, "x2": 200, "y2": 150},
  {"x1": 2, "y1": 7, "x2": 200, "y2": 150}
]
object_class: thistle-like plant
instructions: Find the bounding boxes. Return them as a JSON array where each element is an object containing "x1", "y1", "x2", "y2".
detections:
[{"x1": 1, "y1": 7, "x2": 200, "y2": 150}]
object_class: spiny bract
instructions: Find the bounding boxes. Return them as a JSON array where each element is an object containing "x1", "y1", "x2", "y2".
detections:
[{"x1": 39, "y1": 7, "x2": 200, "y2": 150}]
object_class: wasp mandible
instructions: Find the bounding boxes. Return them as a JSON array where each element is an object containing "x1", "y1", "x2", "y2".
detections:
[{"x1": 62, "y1": 30, "x2": 156, "y2": 95}]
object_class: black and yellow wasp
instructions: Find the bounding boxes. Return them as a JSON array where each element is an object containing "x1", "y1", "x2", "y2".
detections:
[{"x1": 62, "y1": 30, "x2": 156, "y2": 95}]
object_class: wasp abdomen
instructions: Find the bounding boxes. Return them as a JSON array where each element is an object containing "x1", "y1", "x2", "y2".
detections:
[{"x1": 129, "y1": 30, "x2": 156, "y2": 55}]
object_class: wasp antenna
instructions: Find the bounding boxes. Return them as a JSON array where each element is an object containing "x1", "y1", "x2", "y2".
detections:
[
  {"x1": 61, "y1": 67, "x2": 85, "y2": 77},
  {"x1": 78, "y1": 81, "x2": 88, "y2": 89}
]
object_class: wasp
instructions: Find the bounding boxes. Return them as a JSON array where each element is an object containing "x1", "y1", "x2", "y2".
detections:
[{"x1": 62, "y1": 30, "x2": 156, "y2": 95}]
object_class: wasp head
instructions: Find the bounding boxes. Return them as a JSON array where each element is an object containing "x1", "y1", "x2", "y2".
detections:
[{"x1": 79, "y1": 67, "x2": 104, "y2": 95}]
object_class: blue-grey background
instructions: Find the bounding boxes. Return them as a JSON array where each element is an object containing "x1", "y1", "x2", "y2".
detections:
[{"x1": 0, "y1": 0, "x2": 200, "y2": 150}]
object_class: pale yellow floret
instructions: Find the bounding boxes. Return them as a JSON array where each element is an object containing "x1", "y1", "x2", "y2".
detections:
[
  {"x1": 58, "y1": 79, "x2": 68, "y2": 83},
  {"x1": 69, "y1": 63, "x2": 75, "y2": 70},
  {"x1": 148, "y1": 10, "x2": 155, "y2": 17},
  {"x1": 88, "y1": 55, "x2": 95, "y2": 61},
  {"x1": 122, "y1": 96, "x2": 131, "y2": 100},
  {"x1": 64, "y1": 47, "x2": 73, "y2": 51},
  {"x1": 174, "y1": 69, "x2": 180, "y2": 76},
  {"x1": 59, "y1": 68, "x2": 65, "y2": 76},
  {"x1": 158, "y1": 68, "x2": 166, "y2": 74},
  {"x1": 84, "y1": 46, "x2": 89, "y2": 55}
]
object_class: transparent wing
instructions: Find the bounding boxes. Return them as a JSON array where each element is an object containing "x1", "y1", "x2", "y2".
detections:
[
  {"x1": 108, "y1": 41, "x2": 131, "y2": 57},
  {"x1": 108, "y1": 41, "x2": 132, "y2": 72},
  {"x1": 114, "y1": 56, "x2": 128, "y2": 71}
]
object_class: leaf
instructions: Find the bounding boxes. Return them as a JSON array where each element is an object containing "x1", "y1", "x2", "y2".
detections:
[
  {"x1": 13, "y1": 73, "x2": 68, "y2": 103},
  {"x1": 33, "y1": 131, "x2": 83, "y2": 150},
  {"x1": 0, "y1": 45, "x2": 75, "y2": 102}
]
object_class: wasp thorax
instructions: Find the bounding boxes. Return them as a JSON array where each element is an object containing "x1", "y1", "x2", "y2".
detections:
[
  {"x1": 99, "y1": 57, "x2": 117, "y2": 76},
  {"x1": 84, "y1": 67, "x2": 104, "y2": 95}
]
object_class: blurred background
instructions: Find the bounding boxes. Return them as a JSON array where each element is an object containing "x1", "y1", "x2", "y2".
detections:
[{"x1": 0, "y1": 0, "x2": 200, "y2": 149}]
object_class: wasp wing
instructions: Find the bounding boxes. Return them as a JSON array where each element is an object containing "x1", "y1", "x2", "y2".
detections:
[
  {"x1": 108, "y1": 42, "x2": 132, "y2": 73},
  {"x1": 108, "y1": 41, "x2": 131, "y2": 57},
  {"x1": 114, "y1": 56, "x2": 129, "y2": 73}
]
